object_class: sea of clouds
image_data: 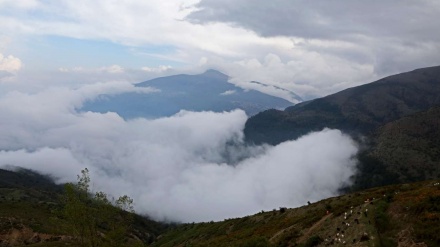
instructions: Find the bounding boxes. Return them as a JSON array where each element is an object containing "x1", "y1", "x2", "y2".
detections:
[{"x1": 0, "y1": 81, "x2": 358, "y2": 222}]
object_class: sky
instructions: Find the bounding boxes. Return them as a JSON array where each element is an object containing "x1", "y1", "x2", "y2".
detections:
[
  {"x1": 0, "y1": 0, "x2": 439, "y2": 222},
  {"x1": 1, "y1": 0, "x2": 439, "y2": 98}
]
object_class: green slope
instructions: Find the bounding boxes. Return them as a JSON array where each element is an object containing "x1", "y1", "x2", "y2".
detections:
[
  {"x1": 151, "y1": 180, "x2": 440, "y2": 247},
  {"x1": 0, "y1": 168, "x2": 168, "y2": 247},
  {"x1": 1, "y1": 170, "x2": 439, "y2": 246}
]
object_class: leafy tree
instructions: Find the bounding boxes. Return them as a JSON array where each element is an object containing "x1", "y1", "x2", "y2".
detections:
[{"x1": 64, "y1": 168, "x2": 138, "y2": 247}]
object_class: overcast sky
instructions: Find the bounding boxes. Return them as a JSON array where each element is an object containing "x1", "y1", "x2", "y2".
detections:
[{"x1": 1, "y1": 0, "x2": 439, "y2": 98}]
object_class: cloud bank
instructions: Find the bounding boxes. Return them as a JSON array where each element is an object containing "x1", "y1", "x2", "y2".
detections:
[{"x1": 0, "y1": 81, "x2": 358, "y2": 222}]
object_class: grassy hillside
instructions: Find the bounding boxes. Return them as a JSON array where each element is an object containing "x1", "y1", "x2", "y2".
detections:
[
  {"x1": 0, "y1": 168, "x2": 168, "y2": 247},
  {"x1": 370, "y1": 106, "x2": 440, "y2": 182},
  {"x1": 348, "y1": 106, "x2": 440, "y2": 191},
  {"x1": 151, "y1": 180, "x2": 440, "y2": 247},
  {"x1": 1, "y1": 169, "x2": 439, "y2": 246}
]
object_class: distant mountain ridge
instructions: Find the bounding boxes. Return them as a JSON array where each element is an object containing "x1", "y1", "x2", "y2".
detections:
[
  {"x1": 244, "y1": 65, "x2": 440, "y2": 190},
  {"x1": 245, "y1": 66, "x2": 440, "y2": 145},
  {"x1": 81, "y1": 69, "x2": 301, "y2": 119}
]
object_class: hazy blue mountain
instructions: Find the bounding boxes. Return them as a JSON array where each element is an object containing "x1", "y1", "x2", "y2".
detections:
[{"x1": 81, "y1": 70, "x2": 301, "y2": 119}]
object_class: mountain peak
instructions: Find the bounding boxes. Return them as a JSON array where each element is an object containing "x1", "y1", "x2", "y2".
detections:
[{"x1": 201, "y1": 69, "x2": 229, "y2": 79}]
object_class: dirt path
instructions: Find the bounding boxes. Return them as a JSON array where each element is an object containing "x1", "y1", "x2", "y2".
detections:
[
  {"x1": 296, "y1": 213, "x2": 333, "y2": 243},
  {"x1": 269, "y1": 224, "x2": 297, "y2": 243}
]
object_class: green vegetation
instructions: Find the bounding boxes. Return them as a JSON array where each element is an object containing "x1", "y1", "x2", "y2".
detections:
[
  {"x1": 245, "y1": 66, "x2": 440, "y2": 192},
  {"x1": 0, "y1": 168, "x2": 168, "y2": 246},
  {"x1": 151, "y1": 180, "x2": 440, "y2": 247},
  {"x1": 63, "y1": 168, "x2": 138, "y2": 247},
  {"x1": 1, "y1": 168, "x2": 439, "y2": 246}
]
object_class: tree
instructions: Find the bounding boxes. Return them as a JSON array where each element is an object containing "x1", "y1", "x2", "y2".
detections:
[{"x1": 64, "y1": 168, "x2": 138, "y2": 247}]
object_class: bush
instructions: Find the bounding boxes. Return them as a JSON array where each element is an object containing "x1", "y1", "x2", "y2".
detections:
[
  {"x1": 303, "y1": 235, "x2": 322, "y2": 247},
  {"x1": 240, "y1": 236, "x2": 269, "y2": 247}
]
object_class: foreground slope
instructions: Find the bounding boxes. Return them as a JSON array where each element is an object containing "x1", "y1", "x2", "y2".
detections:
[
  {"x1": 0, "y1": 168, "x2": 168, "y2": 247},
  {"x1": 152, "y1": 180, "x2": 440, "y2": 247},
  {"x1": 1, "y1": 169, "x2": 439, "y2": 246}
]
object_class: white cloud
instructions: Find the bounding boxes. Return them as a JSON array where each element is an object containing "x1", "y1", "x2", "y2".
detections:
[
  {"x1": 197, "y1": 53, "x2": 375, "y2": 99},
  {"x1": 187, "y1": 0, "x2": 440, "y2": 97},
  {"x1": 0, "y1": 0, "x2": 39, "y2": 9},
  {"x1": 0, "y1": 81, "x2": 358, "y2": 222},
  {"x1": 141, "y1": 65, "x2": 172, "y2": 73},
  {"x1": 100, "y1": 65, "x2": 124, "y2": 74},
  {"x1": 0, "y1": 0, "x2": 290, "y2": 59},
  {"x1": 220, "y1": 90, "x2": 235, "y2": 96},
  {"x1": 0, "y1": 53, "x2": 22, "y2": 73}
]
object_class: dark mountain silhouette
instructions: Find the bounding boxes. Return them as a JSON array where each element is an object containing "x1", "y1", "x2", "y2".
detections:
[
  {"x1": 245, "y1": 66, "x2": 440, "y2": 190},
  {"x1": 349, "y1": 106, "x2": 440, "y2": 189},
  {"x1": 245, "y1": 66, "x2": 440, "y2": 145},
  {"x1": 81, "y1": 69, "x2": 301, "y2": 119}
]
